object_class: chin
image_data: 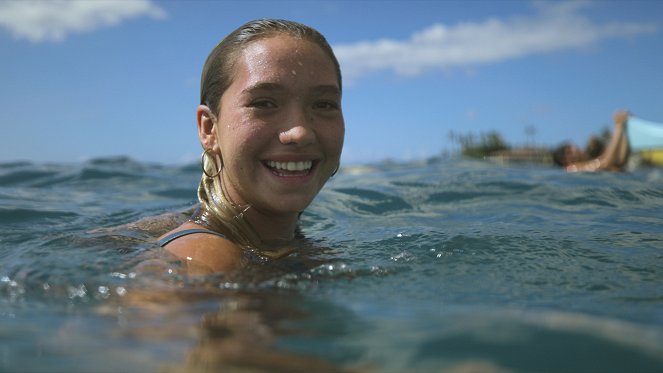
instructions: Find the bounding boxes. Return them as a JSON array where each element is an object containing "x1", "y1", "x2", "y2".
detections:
[{"x1": 268, "y1": 196, "x2": 315, "y2": 215}]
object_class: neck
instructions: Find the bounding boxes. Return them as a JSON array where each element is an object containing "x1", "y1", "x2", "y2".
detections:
[
  {"x1": 243, "y1": 207, "x2": 300, "y2": 244},
  {"x1": 216, "y1": 172, "x2": 302, "y2": 247}
]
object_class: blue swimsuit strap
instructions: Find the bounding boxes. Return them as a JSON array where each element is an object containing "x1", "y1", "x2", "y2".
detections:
[{"x1": 158, "y1": 228, "x2": 226, "y2": 247}]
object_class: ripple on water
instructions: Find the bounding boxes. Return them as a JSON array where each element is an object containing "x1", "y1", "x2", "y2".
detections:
[{"x1": 334, "y1": 187, "x2": 412, "y2": 215}]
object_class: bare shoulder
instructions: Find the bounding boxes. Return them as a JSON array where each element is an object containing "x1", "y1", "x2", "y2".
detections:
[{"x1": 159, "y1": 222, "x2": 245, "y2": 273}]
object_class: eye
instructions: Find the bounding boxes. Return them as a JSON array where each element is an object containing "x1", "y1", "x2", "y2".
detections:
[
  {"x1": 249, "y1": 99, "x2": 277, "y2": 109},
  {"x1": 313, "y1": 100, "x2": 340, "y2": 111}
]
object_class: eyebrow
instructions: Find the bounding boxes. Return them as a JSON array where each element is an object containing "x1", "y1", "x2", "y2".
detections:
[
  {"x1": 241, "y1": 82, "x2": 341, "y2": 96},
  {"x1": 311, "y1": 85, "x2": 342, "y2": 96},
  {"x1": 241, "y1": 82, "x2": 285, "y2": 95}
]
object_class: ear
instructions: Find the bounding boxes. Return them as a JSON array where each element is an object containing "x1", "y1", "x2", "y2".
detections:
[{"x1": 197, "y1": 105, "x2": 217, "y2": 151}]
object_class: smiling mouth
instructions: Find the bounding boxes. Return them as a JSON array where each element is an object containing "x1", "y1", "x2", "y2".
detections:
[{"x1": 264, "y1": 160, "x2": 314, "y2": 176}]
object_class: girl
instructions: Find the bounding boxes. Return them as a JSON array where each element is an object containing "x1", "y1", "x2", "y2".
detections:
[{"x1": 158, "y1": 20, "x2": 344, "y2": 272}]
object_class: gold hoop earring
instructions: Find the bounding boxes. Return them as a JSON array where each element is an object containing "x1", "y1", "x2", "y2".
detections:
[
  {"x1": 201, "y1": 148, "x2": 222, "y2": 178},
  {"x1": 331, "y1": 164, "x2": 339, "y2": 177}
]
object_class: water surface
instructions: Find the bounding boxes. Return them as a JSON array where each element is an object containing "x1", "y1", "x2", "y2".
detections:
[{"x1": 1, "y1": 157, "x2": 662, "y2": 372}]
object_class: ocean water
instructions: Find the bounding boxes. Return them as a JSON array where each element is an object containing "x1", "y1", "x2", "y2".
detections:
[{"x1": 1, "y1": 156, "x2": 662, "y2": 373}]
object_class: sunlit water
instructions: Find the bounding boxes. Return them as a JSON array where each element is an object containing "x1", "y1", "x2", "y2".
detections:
[{"x1": 1, "y1": 157, "x2": 662, "y2": 373}]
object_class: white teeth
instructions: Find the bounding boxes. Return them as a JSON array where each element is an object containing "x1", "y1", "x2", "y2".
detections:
[{"x1": 267, "y1": 160, "x2": 312, "y2": 171}]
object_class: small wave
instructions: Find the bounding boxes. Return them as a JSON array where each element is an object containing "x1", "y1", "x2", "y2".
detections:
[
  {"x1": 478, "y1": 181, "x2": 539, "y2": 193},
  {"x1": 333, "y1": 187, "x2": 412, "y2": 215},
  {"x1": 427, "y1": 190, "x2": 499, "y2": 203},
  {"x1": 84, "y1": 156, "x2": 146, "y2": 168},
  {"x1": 150, "y1": 188, "x2": 197, "y2": 200},
  {"x1": 408, "y1": 309, "x2": 663, "y2": 373},
  {"x1": 0, "y1": 208, "x2": 79, "y2": 224},
  {"x1": 0, "y1": 161, "x2": 32, "y2": 169},
  {"x1": 0, "y1": 170, "x2": 62, "y2": 186},
  {"x1": 77, "y1": 168, "x2": 142, "y2": 181},
  {"x1": 0, "y1": 158, "x2": 156, "y2": 187}
]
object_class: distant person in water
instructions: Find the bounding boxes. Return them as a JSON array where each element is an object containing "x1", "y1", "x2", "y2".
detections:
[
  {"x1": 552, "y1": 111, "x2": 630, "y2": 172},
  {"x1": 158, "y1": 19, "x2": 344, "y2": 272}
]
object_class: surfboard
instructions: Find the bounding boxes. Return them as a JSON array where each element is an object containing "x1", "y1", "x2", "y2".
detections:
[{"x1": 628, "y1": 116, "x2": 663, "y2": 166}]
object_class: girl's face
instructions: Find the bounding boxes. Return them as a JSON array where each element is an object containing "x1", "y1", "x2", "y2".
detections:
[{"x1": 212, "y1": 34, "x2": 344, "y2": 217}]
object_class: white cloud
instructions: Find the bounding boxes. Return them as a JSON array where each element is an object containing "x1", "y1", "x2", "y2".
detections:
[
  {"x1": 333, "y1": 1, "x2": 657, "y2": 81},
  {"x1": 0, "y1": 0, "x2": 166, "y2": 42}
]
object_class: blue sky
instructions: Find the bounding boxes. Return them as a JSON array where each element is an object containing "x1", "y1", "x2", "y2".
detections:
[{"x1": 1, "y1": 0, "x2": 662, "y2": 165}]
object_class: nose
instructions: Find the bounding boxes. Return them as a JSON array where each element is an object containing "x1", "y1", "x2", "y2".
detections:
[
  {"x1": 279, "y1": 125, "x2": 316, "y2": 147},
  {"x1": 279, "y1": 107, "x2": 316, "y2": 146}
]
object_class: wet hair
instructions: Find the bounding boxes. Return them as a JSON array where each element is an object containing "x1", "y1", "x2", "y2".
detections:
[
  {"x1": 585, "y1": 136, "x2": 605, "y2": 159},
  {"x1": 195, "y1": 19, "x2": 342, "y2": 256},
  {"x1": 200, "y1": 19, "x2": 342, "y2": 116},
  {"x1": 552, "y1": 143, "x2": 572, "y2": 167}
]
